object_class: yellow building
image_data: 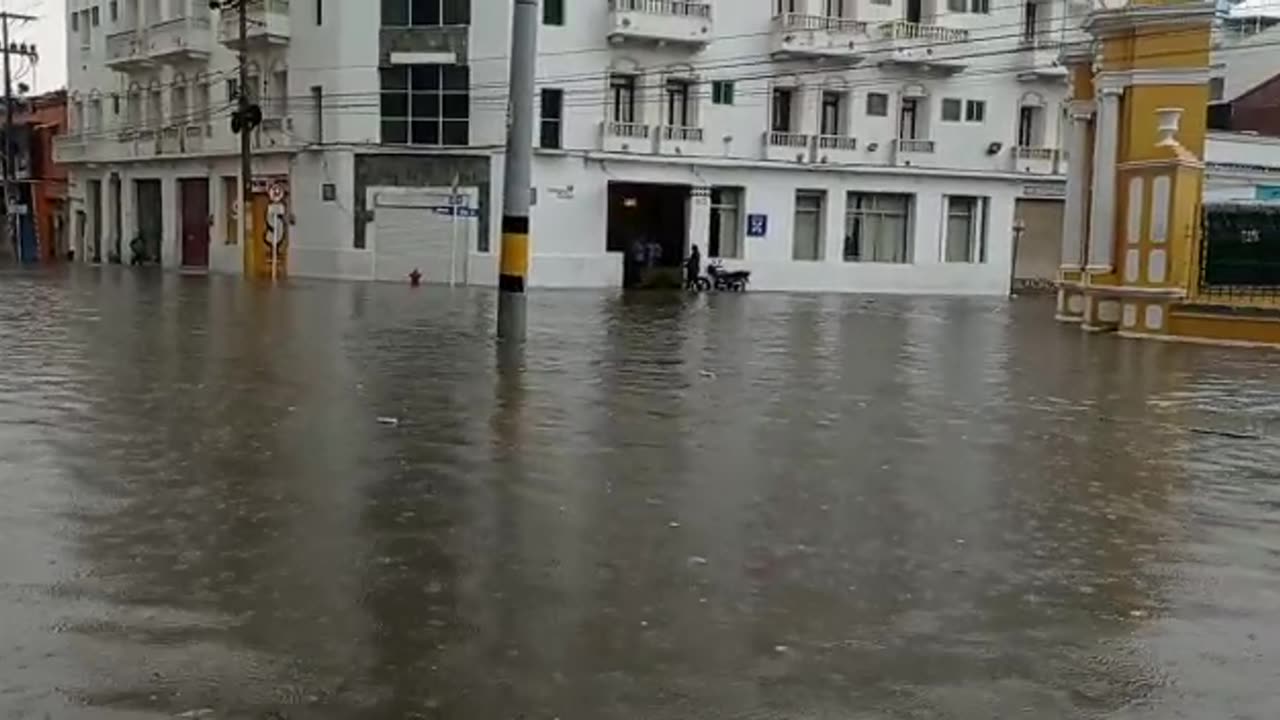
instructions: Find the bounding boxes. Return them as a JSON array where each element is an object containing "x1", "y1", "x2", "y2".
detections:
[{"x1": 1056, "y1": 0, "x2": 1280, "y2": 347}]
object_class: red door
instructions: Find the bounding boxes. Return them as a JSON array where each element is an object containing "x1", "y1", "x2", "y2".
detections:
[{"x1": 180, "y1": 178, "x2": 210, "y2": 268}]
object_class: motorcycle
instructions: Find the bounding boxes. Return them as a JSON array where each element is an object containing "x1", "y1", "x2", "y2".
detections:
[{"x1": 707, "y1": 260, "x2": 750, "y2": 292}]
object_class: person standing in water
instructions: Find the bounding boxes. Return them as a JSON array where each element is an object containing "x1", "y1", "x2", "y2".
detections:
[{"x1": 686, "y1": 244, "x2": 702, "y2": 290}]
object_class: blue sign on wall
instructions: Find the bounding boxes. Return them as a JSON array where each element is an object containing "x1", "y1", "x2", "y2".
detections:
[
  {"x1": 1256, "y1": 186, "x2": 1280, "y2": 202},
  {"x1": 747, "y1": 214, "x2": 768, "y2": 237}
]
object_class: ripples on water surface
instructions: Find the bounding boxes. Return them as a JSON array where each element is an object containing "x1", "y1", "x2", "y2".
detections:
[{"x1": 2, "y1": 268, "x2": 1280, "y2": 719}]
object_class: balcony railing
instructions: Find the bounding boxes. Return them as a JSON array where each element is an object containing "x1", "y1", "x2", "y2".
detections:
[
  {"x1": 768, "y1": 131, "x2": 812, "y2": 148},
  {"x1": 818, "y1": 134, "x2": 858, "y2": 151},
  {"x1": 661, "y1": 125, "x2": 704, "y2": 141},
  {"x1": 105, "y1": 29, "x2": 149, "y2": 67},
  {"x1": 775, "y1": 13, "x2": 867, "y2": 33},
  {"x1": 1015, "y1": 146, "x2": 1057, "y2": 160},
  {"x1": 879, "y1": 20, "x2": 969, "y2": 43},
  {"x1": 609, "y1": 0, "x2": 711, "y2": 18},
  {"x1": 895, "y1": 138, "x2": 936, "y2": 153},
  {"x1": 606, "y1": 121, "x2": 651, "y2": 138},
  {"x1": 148, "y1": 15, "x2": 213, "y2": 61}
]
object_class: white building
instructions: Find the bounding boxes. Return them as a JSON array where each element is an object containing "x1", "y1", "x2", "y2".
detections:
[{"x1": 56, "y1": 0, "x2": 1077, "y2": 293}]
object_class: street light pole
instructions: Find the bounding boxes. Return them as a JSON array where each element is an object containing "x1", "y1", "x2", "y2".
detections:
[
  {"x1": 497, "y1": 0, "x2": 539, "y2": 340},
  {"x1": 209, "y1": 0, "x2": 254, "y2": 266},
  {"x1": 1, "y1": 11, "x2": 35, "y2": 263}
]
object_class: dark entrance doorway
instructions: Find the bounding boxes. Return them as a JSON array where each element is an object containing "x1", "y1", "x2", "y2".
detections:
[
  {"x1": 87, "y1": 179, "x2": 103, "y2": 262},
  {"x1": 135, "y1": 179, "x2": 163, "y2": 265},
  {"x1": 110, "y1": 173, "x2": 123, "y2": 261},
  {"x1": 180, "y1": 178, "x2": 210, "y2": 268},
  {"x1": 607, "y1": 182, "x2": 689, "y2": 288}
]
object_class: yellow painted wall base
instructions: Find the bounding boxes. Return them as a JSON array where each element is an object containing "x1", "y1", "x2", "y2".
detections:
[{"x1": 1168, "y1": 308, "x2": 1280, "y2": 347}]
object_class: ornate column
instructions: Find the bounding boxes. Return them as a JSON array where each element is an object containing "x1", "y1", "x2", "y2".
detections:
[
  {"x1": 1086, "y1": 87, "x2": 1122, "y2": 272},
  {"x1": 1060, "y1": 104, "x2": 1093, "y2": 271}
]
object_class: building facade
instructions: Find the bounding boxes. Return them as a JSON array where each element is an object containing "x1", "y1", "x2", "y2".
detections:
[
  {"x1": 57, "y1": 0, "x2": 1077, "y2": 293},
  {"x1": 4, "y1": 90, "x2": 68, "y2": 263}
]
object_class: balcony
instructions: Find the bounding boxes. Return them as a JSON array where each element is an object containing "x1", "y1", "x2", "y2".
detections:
[
  {"x1": 219, "y1": 0, "x2": 291, "y2": 50},
  {"x1": 105, "y1": 29, "x2": 153, "y2": 71},
  {"x1": 891, "y1": 137, "x2": 936, "y2": 166},
  {"x1": 1016, "y1": 36, "x2": 1068, "y2": 81},
  {"x1": 763, "y1": 131, "x2": 813, "y2": 163},
  {"x1": 770, "y1": 13, "x2": 868, "y2": 61},
  {"x1": 147, "y1": 16, "x2": 213, "y2": 63},
  {"x1": 655, "y1": 125, "x2": 704, "y2": 156},
  {"x1": 1010, "y1": 146, "x2": 1062, "y2": 174},
  {"x1": 813, "y1": 134, "x2": 859, "y2": 164},
  {"x1": 601, "y1": 121, "x2": 654, "y2": 153},
  {"x1": 607, "y1": 0, "x2": 712, "y2": 48},
  {"x1": 876, "y1": 21, "x2": 970, "y2": 71}
]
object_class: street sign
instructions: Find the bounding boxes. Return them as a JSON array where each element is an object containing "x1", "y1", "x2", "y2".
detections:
[
  {"x1": 431, "y1": 206, "x2": 479, "y2": 218},
  {"x1": 747, "y1": 213, "x2": 768, "y2": 237}
]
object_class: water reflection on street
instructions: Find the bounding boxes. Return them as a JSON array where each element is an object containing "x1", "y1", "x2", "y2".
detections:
[{"x1": 3, "y1": 267, "x2": 1280, "y2": 719}]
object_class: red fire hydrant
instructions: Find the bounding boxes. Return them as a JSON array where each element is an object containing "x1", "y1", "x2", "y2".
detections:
[{"x1": 409, "y1": 268, "x2": 422, "y2": 287}]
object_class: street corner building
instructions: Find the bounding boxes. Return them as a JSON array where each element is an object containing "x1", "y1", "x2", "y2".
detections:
[
  {"x1": 1055, "y1": 0, "x2": 1280, "y2": 347},
  {"x1": 57, "y1": 0, "x2": 1084, "y2": 294}
]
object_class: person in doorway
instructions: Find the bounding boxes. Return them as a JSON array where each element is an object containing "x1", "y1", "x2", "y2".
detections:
[{"x1": 686, "y1": 244, "x2": 702, "y2": 290}]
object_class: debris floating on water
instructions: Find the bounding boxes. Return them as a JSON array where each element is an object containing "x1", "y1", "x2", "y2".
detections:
[{"x1": 376, "y1": 416, "x2": 400, "y2": 427}]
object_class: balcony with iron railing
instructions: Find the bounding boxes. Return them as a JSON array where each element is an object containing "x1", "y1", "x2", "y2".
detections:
[
  {"x1": 763, "y1": 130, "x2": 814, "y2": 163},
  {"x1": 1010, "y1": 145, "x2": 1062, "y2": 174},
  {"x1": 601, "y1": 121, "x2": 655, "y2": 153},
  {"x1": 1016, "y1": 34, "x2": 1067, "y2": 80},
  {"x1": 891, "y1": 137, "x2": 937, "y2": 166},
  {"x1": 655, "y1": 125, "x2": 705, "y2": 155},
  {"x1": 876, "y1": 20, "x2": 970, "y2": 71},
  {"x1": 813, "y1": 134, "x2": 859, "y2": 164},
  {"x1": 218, "y1": 0, "x2": 291, "y2": 49},
  {"x1": 770, "y1": 13, "x2": 868, "y2": 61},
  {"x1": 607, "y1": 0, "x2": 713, "y2": 47}
]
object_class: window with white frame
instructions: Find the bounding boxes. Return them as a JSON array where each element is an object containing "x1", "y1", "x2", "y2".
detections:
[
  {"x1": 844, "y1": 192, "x2": 912, "y2": 263},
  {"x1": 609, "y1": 73, "x2": 638, "y2": 124},
  {"x1": 944, "y1": 196, "x2": 989, "y2": 263},
  {"x1": 709, "y1": 187, "x2": 743, "y2": 259},
  {"x1": 793, "y1": 190, "x2": 826, "y2": 261},
  {"x1": 711, "y1": 80, "x2": 735, "y2": 106},
  {"x1": 941, "y1": 98, "x2": 962, "y2": 122},
  {"x1": 965, "y1": 100, "x2": 986, "y2": 122},
  {"x1": 665, "y1": 78, "x2": 695, "y2": 128},
  {"x1": 866, "y1": 92, "x2": 889, "y2": 117},
  {"x1": 948, "y1": 0, "x2": 989, "y2": 11},
  {"x1": 379, "y1": 64, "x2": 470, "y2": 146},
  {"x1": 171, "y1": 83, "x2": 188, "y2": 127},
  {"x1": 88, "y1": 99, "x2": 103, "y2": 134}
]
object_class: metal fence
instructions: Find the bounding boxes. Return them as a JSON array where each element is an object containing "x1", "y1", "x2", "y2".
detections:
[{"x1": 1199, "y1": 202, "x2": 1280, "y2": 302}]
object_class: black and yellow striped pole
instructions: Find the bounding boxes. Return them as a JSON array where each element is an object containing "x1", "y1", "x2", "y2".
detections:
[{"x1": 498, "y1": 0, "x2": 539, "y2": 340}]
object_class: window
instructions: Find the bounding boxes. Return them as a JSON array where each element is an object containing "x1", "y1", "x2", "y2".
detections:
[
  {"x1": 544, "y1": 0, "x2": 564, "y2": 25},
  {"x1": 709, "y1": 187, "x2": 742, "y2": 259},
  {"x1": 71, "y1": 11, "x2": 79, "y2": 32},
  {"x1": 944, "y1": 196, "x2": 988, "y2": 263},
  {"x1": 1022, "y1": 1, "x2": 1038, "y2": 42},
  {"x1": 540, "y1": 88, "x2": 563, "y2": 149},
  {"x1": 380, "y1": 64, "x2": 470, "y2": 146},
  {"x1": 316, "y1": 0, "x2": 323, "y2": 24},
  {"x1": 112, "y1": 93, "x2": 121, "y2": 115},
  {"x1": 825, "y1": 0, "x2": 846, "y2": 16},
  {"x1": 311, "y1": 85, "x2": 324, "y2": 142},
  {"x1": 1018, "y1": 105, "x2": 1042, "y2": 146},
  {"x1": 965, "y1": 99, "x2": 986, "y2": 123},
  {"x1": 171, "y1": 85, "x2": 188, "y2": 126},
  {"x1": 1209, "y1": 76, "x2": 1225, "y2": 101},
  {"x1": 88, "y1": 99, "x2": 103, "y2": 133},
  {"x1": 793, "y1": 191, "x2": 825, "y2": 261},
  {"x1": 941, "y1": 98, "x2": 962, "y2": 122},
  {"x1": 196, "y1": 83, "x2": 211, "y2": 122},
  {"x1": 226, "y1": 78, "x2": 240, "y2": 102},
  {"x1": 609, "y1": 74, "x2": 637, "y2": 124},
  {"x1": 772, "y1": 88, "x2": 794, "y2": 132},
  {"x1": 947, "y1": 0, "x2": 965, "y2": 10},
  {"x1": 148, "y1": 89, "x2": 163, "y2": 129},
  {"x1": 110, "y1": 0, "x2": 118, "y2": 22},
  {"x1": 381, "y1": 0, "x2": 470, "y2": 26},
  {"x1": 820, "y1": 91, "x2": 845, "y2": 136},
  {"x1": 844, "y1": 192, "x2": 912, "y2": 263},
  {"x1": 92, "y1": 6, "x2": 101, "y2": 25},
  {"x1": 866, "y1": 92, "x2": 888, "y2": 117},
  {"x1": 665, "y1": 78, "x2": 693, "y2": 127},
  {"x1": 971, "y1": 0, "x2": 990, "y2": 12},
  {"x1": 712, "y1": 80, "x2": 735, "y2": 106}
]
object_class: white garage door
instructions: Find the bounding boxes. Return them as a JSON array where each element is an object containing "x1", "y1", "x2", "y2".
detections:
[{"x1": 370, "y1": 187, "x2": 478, "y2": 284}]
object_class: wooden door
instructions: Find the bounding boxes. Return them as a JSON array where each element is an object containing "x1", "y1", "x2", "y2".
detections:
[{"x1": 180, "y1": 178, "x2": 210, "y2": 268}]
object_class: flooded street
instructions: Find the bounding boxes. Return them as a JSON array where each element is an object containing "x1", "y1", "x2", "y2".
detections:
[{"x1": 4, "y1": 267, "x2": 1280, "y2": 719}]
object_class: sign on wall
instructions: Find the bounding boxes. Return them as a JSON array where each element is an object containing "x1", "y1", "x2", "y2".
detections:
[
  {"x1": 1256, "y1": 185, "x2": 1280, "y2": 202},
  {"x1": 747, "y1": 214, "x2": 768, "y2": 237}
]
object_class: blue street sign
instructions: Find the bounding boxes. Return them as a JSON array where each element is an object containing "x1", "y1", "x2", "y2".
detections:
[
  {"x1": 747, "y1": 214, "x2": 768, "y2": 237},
  {"x1": 1256, "y1": 186, "x2": 1280, "y2": 202},
  {"x1": 431, "y1": 206, "x2": 480, "y2": 218}
]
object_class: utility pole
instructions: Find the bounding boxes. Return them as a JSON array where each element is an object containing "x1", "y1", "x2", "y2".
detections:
[
  {"x1": 1, "y1": 11, "x2": 35, "y2": 263},
  {"x1": 210, "y1": 0, "x2": 258, "y2": 267},
  {"x1": 497, "y1": 0, "x2": 539, "y2": 340}
]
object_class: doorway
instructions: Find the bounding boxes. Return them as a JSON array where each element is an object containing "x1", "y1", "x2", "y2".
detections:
[
  {"x1": 906, "y1": 0, "x2": 922, "y2": 23},
  {"x1": 900, "y1": 98, "x2": 920, "y2": 139},
  {"x1": 607, "y1": 182, "x2": 689, "y2": 288},
  {"x1": 179, "y1": 178, "x2": 210, "y2": 268},
  {"x1": 135, "y1": 179, "x2": 163, "y2": 264},
  {"x1": 87, "y1": 179, "x2": 103, "y2": 262},
  {"x1": 109, "y1": 174, "x2": 123, "y2": 260}
]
